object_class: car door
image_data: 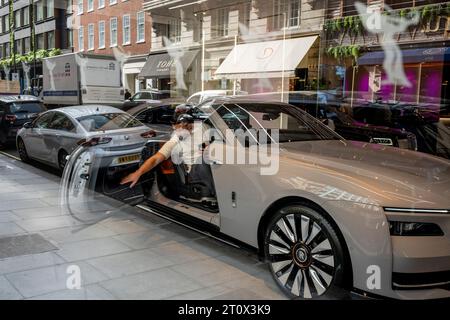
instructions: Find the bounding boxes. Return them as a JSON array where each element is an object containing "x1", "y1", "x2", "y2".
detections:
[
  {"x1": 26, "y1": 111, "x2": 55, "y2": 161},
  {"x1": 203, "y1": 103, "x2": 275, "y2": 241},
  {"x1": 44, "y1": 112, "x2": 79, "y2": 165}
]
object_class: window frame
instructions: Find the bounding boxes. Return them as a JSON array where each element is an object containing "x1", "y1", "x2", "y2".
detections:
[
  {"x1": 136, "y1": 11, "x2": 145, "y2": 43},
  {"x1": 78, "y1": 26, "x2": 84, "y2": 51},
  {"x1": 110, "y1": 17, "x2": 118, "y2": 47},
  {"x1": 122, "y1": 14, "x2": 131, "y2": 45},
  {"x1": 98, "y1": 20, "x2": 105, "y2": 49},
  {"x1": 87, "y1": 23, "x2": 95, "y2": 50}
]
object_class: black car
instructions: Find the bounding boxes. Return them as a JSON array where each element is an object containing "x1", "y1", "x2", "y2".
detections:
[
  {"x1": 126, "y1": 102, "x2": 178, "y2": 136},
  {"x1": 284, "y1": 93, "x2": 418, "y2": 151},
  {"x1": 122, "y1": 90, "x2": 184, "y2": 111},
  {"x1": 352, "y1": 102, "x2": 449, "y2": 158},
  {"x1": 0, "y1": 95, "x2": 46, "y2": 148}
]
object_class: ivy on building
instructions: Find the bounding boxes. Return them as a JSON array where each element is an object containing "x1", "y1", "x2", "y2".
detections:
[
  {"x1": 0, "y1": 48, "x2": 63, "y2": 67},
  {"x1": 324, "y1": 2, "x2": 450, "y2": 44}
]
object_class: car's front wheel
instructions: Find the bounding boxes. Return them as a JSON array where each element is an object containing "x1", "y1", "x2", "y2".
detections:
[
  {"x1": 17, "y1": 138, "x2": 30, "y2": 162},
  {"x1": 264, "y1": 204, "x2": 347, "y2": 299}
]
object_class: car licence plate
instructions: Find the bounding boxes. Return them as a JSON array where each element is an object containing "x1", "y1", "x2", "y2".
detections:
[{"x1": 117, "y1": 154, "x2": 141, "y2": 164}]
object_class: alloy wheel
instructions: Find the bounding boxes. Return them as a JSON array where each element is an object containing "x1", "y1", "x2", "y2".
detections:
[{"x1": 266, "y1": 210, "x2": 338, "y2": 299}]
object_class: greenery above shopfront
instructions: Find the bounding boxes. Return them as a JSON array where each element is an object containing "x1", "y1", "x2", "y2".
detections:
[
  {"x1": 0, "y1": 48, "x2": 62, "y2": 67},
  {"x1": 324, "y1": 2, "x2": 450, "y2": 45}
]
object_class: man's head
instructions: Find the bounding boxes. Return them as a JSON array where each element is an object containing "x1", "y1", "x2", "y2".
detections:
[{"x1": 174, "y1": 113, "x2": 194, "y2": 131}]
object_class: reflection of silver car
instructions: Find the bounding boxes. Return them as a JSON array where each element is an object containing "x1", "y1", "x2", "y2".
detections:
[
  {"x1": 67, "y1": 98, "x2": 450, "y2": 300},
  {"x1": 16, "y1": 105, "x2": 151, "y2": 171}
]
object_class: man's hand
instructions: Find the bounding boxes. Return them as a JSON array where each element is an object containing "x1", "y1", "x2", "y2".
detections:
[{"x1": 120, "y1": 171, "x2": 142, "y2": 188}]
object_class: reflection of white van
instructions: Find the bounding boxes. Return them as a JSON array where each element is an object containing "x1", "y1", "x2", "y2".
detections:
[
  {"x1": 186, "y1": 90, "x2": 247, "y2": 105},
  {"x1": 42, "y1": 53, "x2": 124, "y2": 107}
]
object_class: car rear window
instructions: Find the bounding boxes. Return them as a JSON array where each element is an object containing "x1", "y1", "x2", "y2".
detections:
[
  {"x1": 9, "y1": 102, "x2": 45, "y2": 114},
  {"x1": 77, "y1": 113, "x2": 143, "y2": 132}
]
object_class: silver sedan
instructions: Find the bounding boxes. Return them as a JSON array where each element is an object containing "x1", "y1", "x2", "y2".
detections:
[{"x1": 16, "y1": 105, "x2": 152, "y2": 171}]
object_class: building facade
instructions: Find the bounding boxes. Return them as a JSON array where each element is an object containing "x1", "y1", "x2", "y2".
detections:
[
  {"x1": 323, "y1": 0, "x2": 450, "y2": 105},
  {"x1": 141, "y1": 0, "x2": 328, "y2": 96},
  {"x1": 72, "y1": 0, "x2": 152, "y2": 93},
  {"x1": 0, "y1": 0, "x2": 72, "y2": 59}
]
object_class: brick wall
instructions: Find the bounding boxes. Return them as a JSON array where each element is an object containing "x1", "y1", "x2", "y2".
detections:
[{"x1": 73, "y1": 0, "x2": 151, "y2": 56}]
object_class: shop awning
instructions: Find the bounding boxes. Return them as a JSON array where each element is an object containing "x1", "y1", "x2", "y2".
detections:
[
  {"x1": 358, "y1": 47, "x2": 450, "y2": 65},
  {"x1": 138, "y1": 50, "x2": 199, "y2": 79},
  {"x1": 214, "y1": 36, "x2": 318, "y2": 79},
  {"x1": 123, "y1": 61, "x2": 146, "y2": 74}
]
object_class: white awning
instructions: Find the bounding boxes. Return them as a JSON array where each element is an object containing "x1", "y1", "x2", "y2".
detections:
[
  {"x1": 214, "y1": 36, "x2": 318, "y2": 79},
  {"x1": 123, "y1": 61, "x2": 146, "y2": 74}
]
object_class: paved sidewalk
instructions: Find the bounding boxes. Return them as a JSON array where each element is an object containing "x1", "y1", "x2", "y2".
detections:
[{"x1": 0, "y1": 154, "x2": 285, "y2": 300}]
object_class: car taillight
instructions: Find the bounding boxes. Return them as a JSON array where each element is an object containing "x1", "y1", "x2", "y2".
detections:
[
  {"x1": 77, "y1": 136, "x2": 112, "y2": 147},
  {"x1": 5, "y1": 114, "x2": 17, "y2": 122},
  {"x1": 141, "y1": 130, "x2": 156, "y2": 138}
]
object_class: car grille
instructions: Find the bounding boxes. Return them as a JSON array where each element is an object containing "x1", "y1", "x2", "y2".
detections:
[{"x1": 393, "y1": 271, "x2": 450, "y2": 290}]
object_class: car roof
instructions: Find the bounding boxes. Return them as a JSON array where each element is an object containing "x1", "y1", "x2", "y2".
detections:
[
  {"x1": 0, "y1": 95, "x2": 42, "y2": 103},
  {"x1": 198, "y1": 96, "x2": 294, "y2": 107},
  {"x1": 52, "y1": 105, "x2": 124, "y2": 119}
]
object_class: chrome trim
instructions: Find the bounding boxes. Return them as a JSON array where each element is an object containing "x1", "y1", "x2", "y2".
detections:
[
  {"x1": 393, "y1": 280, "x2": 450, "y2": 289},
  {"x1": 383, "y1": 207, "x2": 450, "y2": 214}
]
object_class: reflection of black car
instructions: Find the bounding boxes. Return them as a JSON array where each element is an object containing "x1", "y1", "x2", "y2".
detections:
[
  {"x1": 352, "y1": 102, "x2": 448, "y2": 157},
  {"x1": 285, "y1": 93, "x2": 418, "y2": 150},
  {"x1": 0, "y1": 95, "x2": 46, "y2": 147},
  {"x1": 122, "y1": 90, "x2": 183, "y2": 111},
  {"x1": 126, "y1": 102, "x2": 177, "y2": 136}
]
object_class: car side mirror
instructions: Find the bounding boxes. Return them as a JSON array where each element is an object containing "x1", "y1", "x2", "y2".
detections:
[{"x1": 23, "y1": 122, "x2": 33, "y2": 129}]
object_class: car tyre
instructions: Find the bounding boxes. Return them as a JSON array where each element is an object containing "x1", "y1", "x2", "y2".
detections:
[
  {"x1": 17, "y1": 138, "x2": 30, "y2": 162},
  {"x1": 58, "y1": 150, "x2": 69, "y2": 172},
  {"x1": 264, "y1": 204, "x2": 347, "y2": 299}
]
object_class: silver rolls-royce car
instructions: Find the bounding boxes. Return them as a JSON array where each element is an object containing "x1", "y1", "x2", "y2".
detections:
[
  {"x1": 16, "y1": 105, "x2": 153, "y2": 171},
  {"x1": 63, "y1": 97, "x2": 450, "y2": 300}
]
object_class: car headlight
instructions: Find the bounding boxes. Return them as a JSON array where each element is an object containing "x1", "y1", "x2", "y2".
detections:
[{"x1": 389, "y1": 221, "x2": 444, "y2": 236}]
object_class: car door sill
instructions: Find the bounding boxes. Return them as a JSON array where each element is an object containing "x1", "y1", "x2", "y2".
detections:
[{"x1": 136, "y1": 201, "x2": 257, "y2": 253}]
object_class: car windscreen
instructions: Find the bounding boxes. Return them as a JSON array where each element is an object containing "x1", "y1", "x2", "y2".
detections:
[
  {"x1": 8, "y1": 102, "x2": 45, "y2": 114},
  {"x1": 77, "y1": 113, "x2": 143, "y2": 132},
  {"x1": 204, "y1": 103, "x2": 342, "y2": 143}
]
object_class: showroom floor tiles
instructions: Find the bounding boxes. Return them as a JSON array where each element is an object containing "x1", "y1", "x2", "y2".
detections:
[{"x1": 0, "y1": 155, "x2": 285, "y2": 300}]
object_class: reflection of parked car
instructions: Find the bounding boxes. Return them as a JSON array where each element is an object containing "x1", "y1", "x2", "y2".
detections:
[
  {"x1": 186, "y1": 90, "x2": 247, "y2": 105},
  {"x1": 17, "y1": 105, "x2": 151, "y2": 171},
  {"x1": 69, "y1": 97, "x2": 450, "y2": 300},
  {"x1": 122, "y1": 89, "x2": 183, "y2": 111},
  {"x1": 126, "y1": 102, "x2": 177, "y2": 136},
  {"x1": 352, "y1": 102, "x2": 449, "y2": 157},
  {"x1": 247, "y1": 92, "x2": 418, "y2": 150},
  {"x1": 0, "y1": 95, "x2": 46, "y2": 148}
]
